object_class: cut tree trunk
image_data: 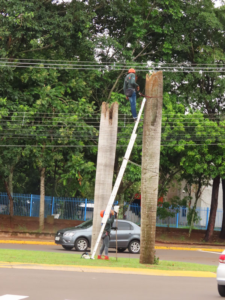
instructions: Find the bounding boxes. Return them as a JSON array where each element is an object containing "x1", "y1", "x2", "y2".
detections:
[
  {"x1": 140, "y1": 71, "x2": 163, "y2": 264},
  {"x1": 205, "y1": 175, "x2": 220, "y2": 242},
  {"x1": 91, "y1": 102, "x2": 118, "y2": 255},
  {"x1": 39, "y1": 167, "x2": 46, "y2": 231},
  {"x1": 220, "y1": 178, "x2": 225, "y2": 239}
]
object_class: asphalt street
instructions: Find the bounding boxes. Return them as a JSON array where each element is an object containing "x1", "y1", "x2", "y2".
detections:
[
  {"x1": 0, "y1": 243, "x2": 221, "y2": 265},
  {"x1": 0, "y1": 268, "x2": 219, "y2": 300}
]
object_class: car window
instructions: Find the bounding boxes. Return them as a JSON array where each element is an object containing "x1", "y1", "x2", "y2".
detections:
[
  {"x1": 75, "y1": 219, "x2": 93, "y2": 229},
  {"x1": 117, "y1": 221, "x2": 131, "y2": 230}
]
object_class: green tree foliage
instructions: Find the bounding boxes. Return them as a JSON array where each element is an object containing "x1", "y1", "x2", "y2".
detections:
[{"x1": 0, "y1": 0, "x2": 225, "y2": 237}]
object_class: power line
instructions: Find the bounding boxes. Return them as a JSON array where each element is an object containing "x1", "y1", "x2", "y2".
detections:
[
  {"x1": 1, "y1": 59, "x2": 225, "y2": 68},
  {"x1": 0, "y1": 143, "x2": 223, "y2": 148},
  {"x1": 1, "y1": 58, "x2": 225, "y2": 67},
  {"x1": 1, "y1": 58, "x2": 224, "y2": 65},
  {"x1": 1, "y1": 63, "x2": 225, "y2": 73}
]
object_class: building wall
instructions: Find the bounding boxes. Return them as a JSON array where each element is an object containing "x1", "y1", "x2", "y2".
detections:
[{"x1": 167, "y1": 179, "x2": 223, "y2": 209}]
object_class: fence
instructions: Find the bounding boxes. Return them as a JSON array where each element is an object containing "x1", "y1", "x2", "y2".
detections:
[
  {"x1": 0, "y1": 192, "x2": 224, "y2": 230},
  {"x1": 124, "y1": 204, "x2": 223, "y2": 231},
  {"x1": 0, "y1": 193, "x2": 94, "y2": 221}
]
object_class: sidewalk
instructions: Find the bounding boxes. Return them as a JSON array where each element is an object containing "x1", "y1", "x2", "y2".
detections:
[
  {"x1": 0, "y1": 261, "x2": 217, "y2": 278},
  {"x1": 0, "y1": 237, "x2": 224, "y2": 252}
]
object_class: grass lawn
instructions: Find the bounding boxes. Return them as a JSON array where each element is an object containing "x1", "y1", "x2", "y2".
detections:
[{"x1": 0, "y1": 249, "x2": 217, "y2": 273}]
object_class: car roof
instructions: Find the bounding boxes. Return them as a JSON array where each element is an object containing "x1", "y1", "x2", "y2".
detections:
[{"x1": 116, "y1": 219, "x2": 140, "y2": 228}]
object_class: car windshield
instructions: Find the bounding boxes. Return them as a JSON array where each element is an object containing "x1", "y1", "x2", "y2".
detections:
[{"x1": 75, "y1": 219, "x2": 93, "y2": 229}]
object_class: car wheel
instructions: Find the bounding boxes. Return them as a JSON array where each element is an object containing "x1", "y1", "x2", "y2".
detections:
[
  {"x1": 62, "y1": 245, "x2": 73, "y2": 250},
  {"x1": 128, "y1": 240, "x2": 140, "y2": 254},
  {"x1": 218, "y1": 285, "x2": 225, "y2": 297},
  {"x1": 75, "y1": 237, "x2": 88, "y2": 252},
  {"x1": 117, "y1": 248, "x2": 126, "y2": 253}
]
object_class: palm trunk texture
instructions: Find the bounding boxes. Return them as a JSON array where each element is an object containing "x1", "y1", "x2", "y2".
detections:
[
  {"x1": 39, "y1": 167, "x2": 46, "y2": 231},
  {"x1": 220, "y1": 179, "x2": 225, "y2": 239},
  {"x1": 140, "y1": 72, "x2": 163, "y2": 264},
  {"x1": 205, "y1": 175, "x2": 220, "y2": 242},
  {"x1": 91, "y1": 102, "x2": 118, "y2": 254}
]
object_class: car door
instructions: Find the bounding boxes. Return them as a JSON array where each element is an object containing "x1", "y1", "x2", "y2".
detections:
[{"x1": 110, "y1": 221, "x2": 131, "y2": 248}]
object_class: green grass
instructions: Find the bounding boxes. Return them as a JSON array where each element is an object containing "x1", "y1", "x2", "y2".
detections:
[{"x1": 0, "y1": 249, "x2": 216, "y2": 273}]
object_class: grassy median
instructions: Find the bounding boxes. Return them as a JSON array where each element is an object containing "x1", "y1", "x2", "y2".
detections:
[{"x1": 0, "y1": 249, "x2": 217, "y2": 273}]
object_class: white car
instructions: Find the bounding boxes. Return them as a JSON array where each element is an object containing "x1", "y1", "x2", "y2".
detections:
[{"x1": 217, "y1": 251, "x2": 225, "y2": 296}]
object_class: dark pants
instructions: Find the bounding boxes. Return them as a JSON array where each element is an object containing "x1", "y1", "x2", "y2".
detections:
[
  {"x1": 100, "y1": 235, "x2": 110, "y2": 256},
  {"x1": 129, "y1": 91, "x2": 137, "y2": 119}
]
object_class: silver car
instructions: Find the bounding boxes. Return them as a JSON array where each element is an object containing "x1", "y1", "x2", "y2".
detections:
[
  {"x1": 217, "y1": 251, "x2": 225, "y2": 297},
  {"x1": 55, "y1": 219, "x2": 140, "y2": 254}
]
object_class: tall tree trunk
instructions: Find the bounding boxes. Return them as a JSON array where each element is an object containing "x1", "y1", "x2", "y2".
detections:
[
  {"x1": 140, "y1": 71, "x2": 163, "y2": 264},
  {"x1": 220, "y1": 178, "x2": 225, "y2": 239},
  {"x1": 189, "y1": 180, "x2": 202, "y2": 237},
  {"x1": 205, "y1": 175, "x2": 220, "y2": 242},
  {"x1": 8, "y1": 167, "x2": 13, "y2": 196},
  {"x1": 91, "y1": 102, "x2": 118, "y2": 255},
  {"x1": 39, "y1": 167, "x2": 46, "y2": 231},
  {"x1": 3, "y1": 179, "x2": 13, "y2": 216}
]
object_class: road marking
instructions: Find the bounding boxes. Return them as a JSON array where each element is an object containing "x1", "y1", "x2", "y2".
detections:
[
  {"x1": 198, "y1": 250, "x2": 222, "y2": 254},
  {"x1": 0, "y1": 240, "x2": 56, "y2": 246},
  {"x1": 155, "y1": 246, "x2": 224, "y2": 252},
  {"x1": 0, "y1": 295, "x2": 28, "y2": 300}
]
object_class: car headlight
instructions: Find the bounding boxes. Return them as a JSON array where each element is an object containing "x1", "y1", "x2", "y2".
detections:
[{"x1": 63, "y1": 232, "x2": 75, "y2": 237}]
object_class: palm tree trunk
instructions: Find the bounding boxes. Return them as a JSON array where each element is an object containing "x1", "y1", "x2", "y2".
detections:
[
  {"x1": 39, "y1": 167, "x2": 46, "y2": 231},
  {"x1": 205, "y1": 175, "x2": 220, "y2": 242},
  {"x1": 91, "y1": 102, "x2": 118, "y2": 254},
  {"x1": 140, "y1": 72, "x2": 163, "y2": 264}
]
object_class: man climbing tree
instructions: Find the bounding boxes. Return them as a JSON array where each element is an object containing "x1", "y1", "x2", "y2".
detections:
[{"x1": 123, "y1": 68, "x2": 140, "y2": 122}]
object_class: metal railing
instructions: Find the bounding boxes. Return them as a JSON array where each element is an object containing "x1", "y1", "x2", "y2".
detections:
[
  {"x1": 124, "y1": 205, "x2": 223, "y2": 231},
  {"x1": 0, "y1": 193, "x2": 94, "y2": 220},
  {"x1": 0, "y1": 192, "x2": 224, "y2": 231}
]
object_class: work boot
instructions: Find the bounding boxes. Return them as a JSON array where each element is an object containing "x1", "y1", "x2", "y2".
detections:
[
  {"x1": 104, "y1": 256, "x2": 109, "y2": 260},
  {"x1": 97, "y1": 255, "x2": 102, "y2": 259}
]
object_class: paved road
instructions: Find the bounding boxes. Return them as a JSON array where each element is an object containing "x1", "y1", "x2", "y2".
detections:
[
  {"x1": 0, "y1": 243, "x2": 221, "y2": 265},
  {"x1": 0, "y1": 268, "x2": 219, "y2": 300}
]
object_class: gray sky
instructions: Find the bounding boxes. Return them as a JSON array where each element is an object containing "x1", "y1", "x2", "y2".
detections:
[{"x1": 215, "y1": 0, "x2": 223, "y2": 7}]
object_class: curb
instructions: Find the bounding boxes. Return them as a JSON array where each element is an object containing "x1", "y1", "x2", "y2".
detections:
[
  {"x1": 0, "y1": 240, "x2": 57, "y2": 246},
  {"x1": 0, "y1": 240, "x2": 223, "y2": 252},
  {"x1": 155, "y1": 246, "x2": 223, "y2": 253},
  {"x1": 0, "y1": 261, "x2": 216, "y2": 278}
]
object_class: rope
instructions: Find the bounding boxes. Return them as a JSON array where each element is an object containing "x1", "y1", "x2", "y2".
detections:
[{"x1": 138, "y1": 92, "x2": 162, "y2": 99}]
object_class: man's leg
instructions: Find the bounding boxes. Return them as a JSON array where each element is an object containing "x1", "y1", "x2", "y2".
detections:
[
  {"x1": 104, "y1": 235, "x2": 109, "y2": 256},
  {"x1": 99, "y1": 239, "x2": 105, "y2": 255},
  {"x1": 129, "y1": 91, "x2": 137, "y2": 120}
]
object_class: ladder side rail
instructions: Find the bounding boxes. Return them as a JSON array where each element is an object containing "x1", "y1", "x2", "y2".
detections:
[{"x1": 91, "y1": 98, "x2": 146, "y2": 259}]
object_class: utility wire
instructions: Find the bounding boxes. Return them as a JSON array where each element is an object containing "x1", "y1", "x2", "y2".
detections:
[
  {"x1": 1, "y1": 63, "x2": 225, "y2": 73},
  {"x1": 0, "y1": 143, "x2": 224, "y2": 148},
  {"x1": 1, "y1": 58, "x2": 224, "y2": 65}
]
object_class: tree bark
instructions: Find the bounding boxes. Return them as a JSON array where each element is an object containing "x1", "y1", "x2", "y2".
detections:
[
  {"x1": 220, "y1": 178, "x2": 225, "y2": 239},
  {"x1": 91, "y1": 102, "x2": 118, "y2": 255},
  {"x1": 3, "y1": 179, "x2": 13, "y2": 217},
  {"x1": 8, "y1": 167, "x2": 13, "y2": 196},
  {"x1": 140, "y1": 72, "x2": 163, "y2": 264},
  {"x1": 205, "y1": 175, "x2": 220, "y2": 242},
  {"x1": 39, "y1": 167, "x2": 46, "y2": 232}
]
